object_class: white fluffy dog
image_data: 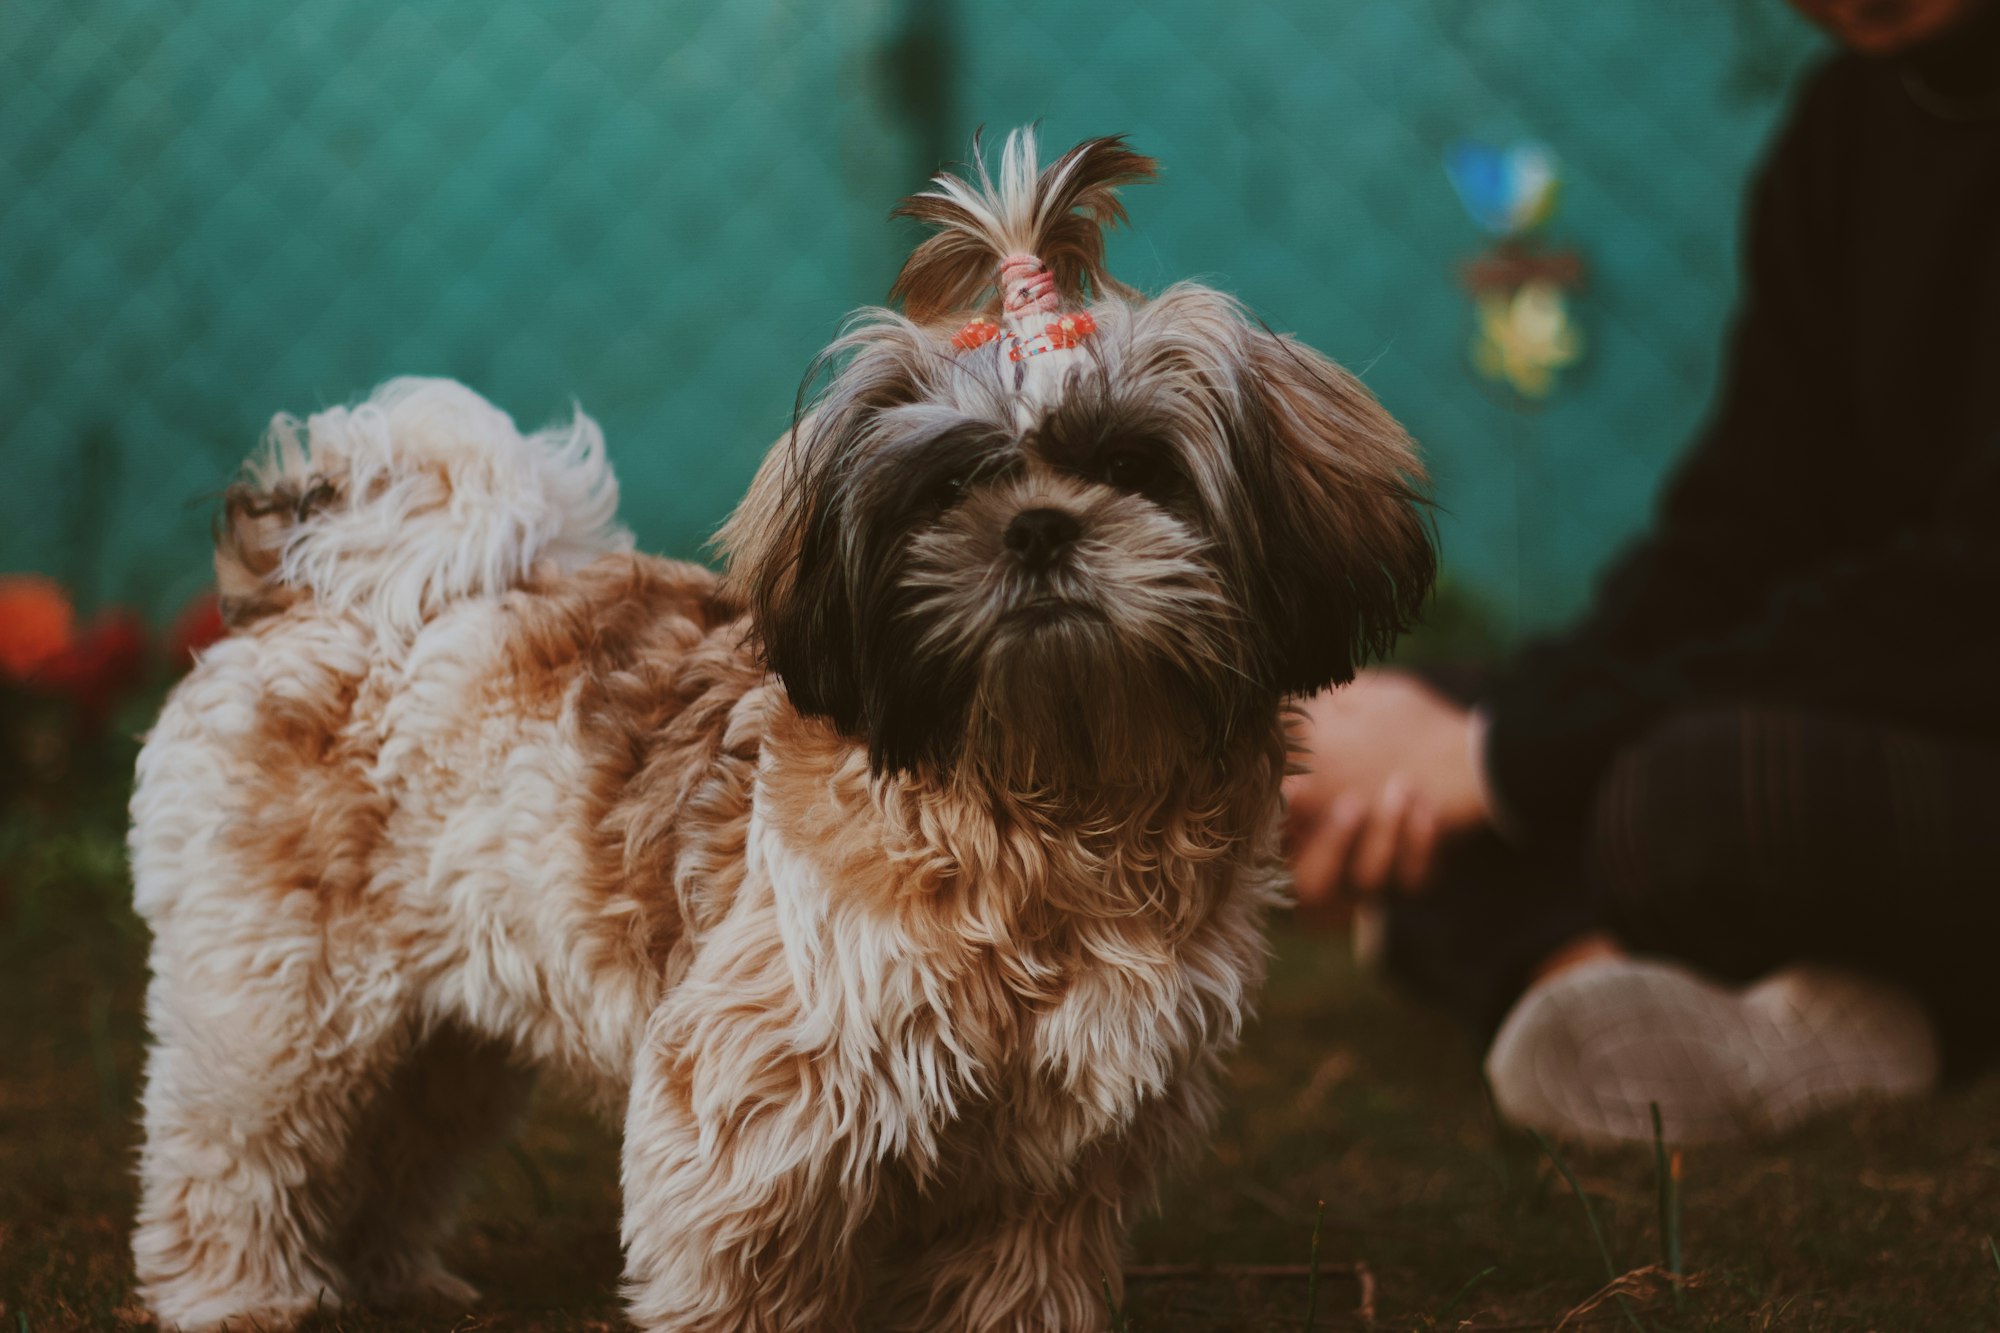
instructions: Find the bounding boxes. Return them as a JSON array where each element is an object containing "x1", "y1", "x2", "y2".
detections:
[{"x1": 129, "y1": 130, "x2": 1432, "y2": 1331}]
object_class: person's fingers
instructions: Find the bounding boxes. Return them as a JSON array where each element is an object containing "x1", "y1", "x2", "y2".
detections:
[
  {"x1": 1281, "y1": 769, "x2": 1324, "y2": 835},
  {"x1": 1348, "y1": 778, "x2": 1411, "y2": 896},
  {"x1": 1292, "y1": 792, "x2": 1365, "y2": 906},
  {"x1": 1394, "y1": 799, "x2": 1440, "y2": 892}
]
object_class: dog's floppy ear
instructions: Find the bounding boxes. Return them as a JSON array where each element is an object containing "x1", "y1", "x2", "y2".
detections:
[
  {"x1": 1244, "y1": 331, "x2": 1435, "y2": 695},
  {"x1": 715, "y1": 413, "x2": 868, "y2": 732}
]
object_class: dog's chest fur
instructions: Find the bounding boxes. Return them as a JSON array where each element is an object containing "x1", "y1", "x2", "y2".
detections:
[{"x1": 740, "y1": 713, "x2": 1279, "y2": 1191}]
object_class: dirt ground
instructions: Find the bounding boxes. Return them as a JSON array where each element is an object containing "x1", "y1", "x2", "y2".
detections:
[{"x1": 5, "y1": 758, "x2": 1998, "y2": 1332}]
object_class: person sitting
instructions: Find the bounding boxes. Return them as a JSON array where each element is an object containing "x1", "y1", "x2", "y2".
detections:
[{"x1": 1285, "y1": 0, "x2": 2000, "y2": 1144}]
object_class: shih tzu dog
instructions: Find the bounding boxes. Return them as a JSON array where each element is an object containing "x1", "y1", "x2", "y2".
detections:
[{"x1": 129, "y1": 130, "x2": 1432, "y2": 1331}]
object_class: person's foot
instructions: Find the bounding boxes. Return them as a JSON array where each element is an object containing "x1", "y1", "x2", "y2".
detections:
[{"x1": 1484, "y1": 957, "x2": 1941, "y2": 1145}]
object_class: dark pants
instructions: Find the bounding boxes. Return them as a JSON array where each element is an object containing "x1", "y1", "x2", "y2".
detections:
[{"x1": 1383, "y1": 705, "x2": 2000, "y2": 1076}]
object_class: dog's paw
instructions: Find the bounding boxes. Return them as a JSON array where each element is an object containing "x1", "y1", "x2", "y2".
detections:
[
  {"x1": 347, "y1": 1255, "x2": 481, "y2": 1309},
  {"x1": 142, "y1": 1290, "x2": 328, "y2": 1333},
  {"x1": 405, "y1": 1264, "x2": 482, "y2": 1305}
]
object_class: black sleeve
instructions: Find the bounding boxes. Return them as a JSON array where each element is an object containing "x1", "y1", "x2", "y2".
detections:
[{"x1": 1479, "y1": 59, "x2": 1876, "y2": 844}]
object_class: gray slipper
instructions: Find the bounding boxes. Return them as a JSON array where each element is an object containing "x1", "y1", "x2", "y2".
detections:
[{"x1": 1483, "y1": 957, "x2": 1940, "y2": 1145}]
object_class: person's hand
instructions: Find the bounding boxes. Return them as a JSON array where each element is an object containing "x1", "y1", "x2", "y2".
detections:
[{"x1": 1283, "y1": 669, "x2": 1493, "y2": 911}]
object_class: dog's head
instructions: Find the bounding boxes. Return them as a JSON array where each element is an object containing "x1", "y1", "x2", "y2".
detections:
[{"x1": 719, "y1": 130, "x2": 1433, "y2": 788}]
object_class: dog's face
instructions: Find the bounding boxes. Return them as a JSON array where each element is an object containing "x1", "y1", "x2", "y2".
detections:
[{"x1": 720, "y1": 282, "x2": 1433, "y2": 786}]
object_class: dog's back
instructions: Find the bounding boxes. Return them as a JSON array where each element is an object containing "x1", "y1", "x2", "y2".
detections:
[{"x1": 128, "y1": 381, "x2": 772, "y2": 1326}]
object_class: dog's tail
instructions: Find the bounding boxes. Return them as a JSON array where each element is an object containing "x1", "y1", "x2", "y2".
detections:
[
  {"x1": 889, "y1": 127, "x2": 1156, "y2": 324},
  {"x1": 214, "y1": 378, "x2": 631, "y2": 635}
]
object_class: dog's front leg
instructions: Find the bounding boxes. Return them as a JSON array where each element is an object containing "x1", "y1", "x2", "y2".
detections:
[
  {"x1": 619, "y1": 972, "x2": 881, "y2": 1332},
  {"x1": 878, "y1": 1167, "x2": 1126, "y2": 1333},
  {"x1": 879, "y1": 1066, "x2": 1224, "y2": 1332}
]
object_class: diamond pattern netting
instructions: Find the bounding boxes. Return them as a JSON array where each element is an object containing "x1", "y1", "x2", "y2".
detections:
[{"x1": 1, "y1": 0, "x2": 1822, "y2": 630}]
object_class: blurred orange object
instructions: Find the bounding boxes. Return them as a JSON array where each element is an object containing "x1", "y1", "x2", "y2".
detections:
[
  {"x1": 0, "y1": 574, "x2": 77, "y2": 681},
  {"x1": 40, "y1": 609, "x2": 150, "y2": 723},
  {"x1": 167, "y1": 591, "x2": 227, "y2": 671}
]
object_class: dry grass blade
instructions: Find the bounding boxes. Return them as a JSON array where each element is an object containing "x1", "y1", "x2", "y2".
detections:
[
  {"x1": 1125, "y1": 1263, "x2": 1361, "y2": 1280},
  {"x1": 1456, "y1": 1314, "x2": 1631, "y2": 1332},
  {"x1": 1551, "y1": 1264, "x2": 1695, "y2": 1332}
]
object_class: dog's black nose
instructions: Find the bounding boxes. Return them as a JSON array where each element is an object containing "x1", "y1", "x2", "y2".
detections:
[{"x1": 1004, "y1": 508, "x2": 1081, "y2": 569}]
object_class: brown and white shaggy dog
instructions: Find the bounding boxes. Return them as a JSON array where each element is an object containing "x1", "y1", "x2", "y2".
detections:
[{"x1": 129, "y1": 131, "x2": 1433, "y2": 1331}]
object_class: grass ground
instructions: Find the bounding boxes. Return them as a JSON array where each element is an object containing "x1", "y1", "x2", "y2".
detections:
[{"x1": 5, "y1": 747, "x2": 1999, "y2": 1332}]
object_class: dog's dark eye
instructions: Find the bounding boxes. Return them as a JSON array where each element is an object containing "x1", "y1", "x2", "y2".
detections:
[
  {"x1": 929, "y1": 469, "x2": 972, "y2": 510},
  {"x1": 1099, "y1": 445, "x2": 1163, "y2": 494}
]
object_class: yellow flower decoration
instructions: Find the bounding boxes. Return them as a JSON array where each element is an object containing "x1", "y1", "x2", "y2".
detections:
[{"x1": 1471, "y1": 280, "x2": 1583, "y2": 400}]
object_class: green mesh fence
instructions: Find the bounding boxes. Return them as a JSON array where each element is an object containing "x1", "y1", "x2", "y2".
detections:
[{"x1": 1, "y1": 0, "x2": 1823, "y2": 633}]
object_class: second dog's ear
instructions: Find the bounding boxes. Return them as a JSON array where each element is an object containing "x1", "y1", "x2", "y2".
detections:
[
  {"x1": 715, "y1": 417, "x2": 867, "y2": 731},
  {"x1": 1244, "y1": 332, "x2": 1435, "y2": 696}
]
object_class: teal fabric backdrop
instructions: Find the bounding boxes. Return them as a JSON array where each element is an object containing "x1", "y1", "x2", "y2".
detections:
[{"x1": 0, "y1": 0, "x2": 1824, "y2": 634}]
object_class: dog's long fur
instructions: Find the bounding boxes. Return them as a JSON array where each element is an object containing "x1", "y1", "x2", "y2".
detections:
[{"x1": 131, "y1": 130, "x2": 1433, "y2": 1332}]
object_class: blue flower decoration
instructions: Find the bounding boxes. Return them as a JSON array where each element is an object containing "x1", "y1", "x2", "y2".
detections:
[{"x1": 1444, "y1": 140, "x2": 1561, "y2": 237}]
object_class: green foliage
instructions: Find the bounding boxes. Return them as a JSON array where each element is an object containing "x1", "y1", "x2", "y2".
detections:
[
  {"x1": 1302, "y1": 1199, "x2": 1326, "y2": 1332},
  {"x1": 1389, "y1": 575, "x2": 1512, "y2": 667}
]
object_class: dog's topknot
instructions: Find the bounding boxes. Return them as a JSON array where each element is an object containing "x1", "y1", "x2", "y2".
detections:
[{"x1": 889, "y1": 128, "x2": 1157, "y2": 325}]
